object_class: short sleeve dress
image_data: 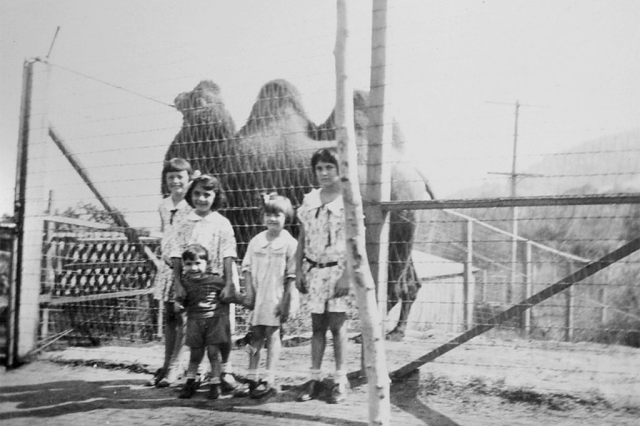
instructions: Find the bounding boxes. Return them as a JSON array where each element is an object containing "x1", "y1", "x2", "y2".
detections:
[
  {"x1": 154, "y1": 197, "x2": 191, "y2": 301},
  {"x1": 297, "y1": 188, "x2": 354, "y2": 314},
  {"x1": 166, "y1": 210, "x2": 240, "y2": 289},
  {"x1": 241, "y1": 230, "x2": 298, "y2": 326}
]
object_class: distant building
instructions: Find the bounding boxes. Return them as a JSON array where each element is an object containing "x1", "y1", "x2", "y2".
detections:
[{"x1": 385, "y1": 250, "x2": 479, "y2": 333}]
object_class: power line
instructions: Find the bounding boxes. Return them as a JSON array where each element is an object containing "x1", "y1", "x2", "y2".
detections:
[{"x1": 49, "y1": 62, "x2": 175, "y2": 109}]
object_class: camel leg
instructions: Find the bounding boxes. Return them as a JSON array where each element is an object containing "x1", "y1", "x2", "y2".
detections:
[
  {"x1": 385, "y1": 211, "x2": 420, "y2": 341},
  {"x1": 386, "y1": 261, "x2": 420, "y2": 341}
]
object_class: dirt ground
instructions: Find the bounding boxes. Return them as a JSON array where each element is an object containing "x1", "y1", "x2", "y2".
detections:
[{"x1": 1, "y1": 330, "x2": 639, "y2": 426}]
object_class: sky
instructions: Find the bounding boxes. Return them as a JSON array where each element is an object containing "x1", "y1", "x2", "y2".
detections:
[{"x1": 1, "y1": 0, "x2": 638, "y2": 228}]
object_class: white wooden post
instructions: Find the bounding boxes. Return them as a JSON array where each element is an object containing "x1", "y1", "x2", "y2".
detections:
[
  {"x1": 565, "y1": 262, "x2": 574, "y2": 342},
  {"x1": 523, "y1": 241, "x2": 532, "y2": 335},
  {"x1": 41, "y1": 190, "x2": 56, "y2": 341},
  {"x1": 365, "y1": 0, "x2": 393, "y2": 330},
  {"x1": 462, "y1": 219, "x2": 473, "y2": 330},
  {"x1": 336, "y1": 1, "x2": 390, "y2": 424},
  {"x1": 13, "y1": 58, "x2": 51, "y2": 362}
]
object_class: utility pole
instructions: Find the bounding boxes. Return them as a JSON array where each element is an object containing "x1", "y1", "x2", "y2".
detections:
[
  {"x1": 488, "y1": 100, "x2": 541, "y2": 310},
  {"x1": 509, "y1": 101, "x2": 520, "y2": 307}
]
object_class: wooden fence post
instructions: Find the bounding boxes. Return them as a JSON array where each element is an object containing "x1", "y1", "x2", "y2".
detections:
[
  {"x1": 336, "y1": 0, "x2": 390, "y2": 423},
  {"x1": 523, "y1": 241, "x2": 532, "y2": 335},
  {"x1": 41, "y1": 190, "x2": 56, "y2": 342},
  {"x1": 364, "y1": 0, "x2": 393, "y2": 331},
  {"x1": 564, "y1": 262, "x2": 574, "y2": 342},
  {"x1": 600, "y1": 286, "x2": 607, "y2": 325},
  {"x1": 462, "y1": 219, "x2": 473, "y2": 330},
  {"x1": 12, "y1": 58, "x2": 51, "y2": 363}
]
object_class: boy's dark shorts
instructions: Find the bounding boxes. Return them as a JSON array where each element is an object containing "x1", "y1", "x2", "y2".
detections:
[{"x1": 185, "y1": 315, "x2": 230, "y2": 348}]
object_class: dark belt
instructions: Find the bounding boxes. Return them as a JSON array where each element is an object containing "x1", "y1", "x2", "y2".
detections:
[{"x1": 305, "y1": 257, "x2": 339, "y2": 269}]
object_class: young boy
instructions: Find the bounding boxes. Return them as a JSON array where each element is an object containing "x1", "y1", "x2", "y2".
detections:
[
  {"x1": 167, "y1": 174, "x2": 239, "y2": 393},
  {"x1": 176, "y1": 244, "x2": 231, "y2": 400}
]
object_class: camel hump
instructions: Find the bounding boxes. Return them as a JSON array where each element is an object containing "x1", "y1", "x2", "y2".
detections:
[
  {"x1": 238, "y1": 79, "x2": 316, "y2": 136},
  {"x1": 312, "y1": 89, "x2": 371, "y2": 141}
]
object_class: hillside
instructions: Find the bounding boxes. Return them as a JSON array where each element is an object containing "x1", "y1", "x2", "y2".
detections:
[{"x1": 453, "y1": 128, "x2": 640, "y2": 198}]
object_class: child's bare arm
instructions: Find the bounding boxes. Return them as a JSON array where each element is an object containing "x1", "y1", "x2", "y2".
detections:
[
  {"x1": 333, "y1": 267, "x2": 350, "y2": 298},
  {"x1": 277, "y1": 276, "x2": 295, "y2": 322},
  {"x1": 172, "y1": 257, "x2": 185, "y2": 300},
  {"x1": 295, "y1": 225, "x2": 308, "y2": 294},
  {"x1": 220, "y1": 256, "x2": 237, "y2": 302},
  {"x1": 243, "y1": 270, "x2": 255, "y2": 309}
]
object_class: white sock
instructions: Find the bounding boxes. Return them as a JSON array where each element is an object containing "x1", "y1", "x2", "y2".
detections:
[
  {"x1": 247, "y1": 369, "x2": 259, "y2": 382},
  {"x1": 310, "y1": 368, "x2": 322, "y2": 381},
  {"x1": 265, "y1": 369, "x2": 275, "y2": 384}
]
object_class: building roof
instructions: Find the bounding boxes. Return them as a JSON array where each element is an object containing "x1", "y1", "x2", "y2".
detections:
[{"x1": 412, "y1": 250, "x2": 478, "y2": 280}]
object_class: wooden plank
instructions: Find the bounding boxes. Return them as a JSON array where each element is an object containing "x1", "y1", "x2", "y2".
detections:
[
  {"x1": 41, "y1": 288, "x2": 153, "y2": 306},
  {"x1": 45, "y1": 215, "x2": 113, "y2": 230},
  {"x1": 382, "y1": 194, "x2": 640, "y2": 210}
]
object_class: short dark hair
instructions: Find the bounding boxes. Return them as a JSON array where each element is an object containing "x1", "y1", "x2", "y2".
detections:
[
  {"x1": 262, "y1": 193, "x2": 294, "y2": 222},
  {"x1": 311, "y1": 147, "x2": 339, "y2": 171},
  {"x1": 185, "y1": 174, "x2": 227, "y2": 211},
  {"x1": 182, "y1": 244, "x2": 209, "y2": 262},
  {"x1": 163, "y1": 157, "x2": 193, "y2": 177}
]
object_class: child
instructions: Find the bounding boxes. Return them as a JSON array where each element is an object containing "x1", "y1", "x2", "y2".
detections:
[
  {"x1": 295, "y1": 147, "x2": 353, "y2": 404},
  {"x1": 167, "y1": 174, "x2": 240, "y2": 393},
  {"x1": 175, "y1": 244, "x2": 229, "y2": 399},
  {"x1": 234, "y1": 193, "x2": 297, "y2": 399},
  {"x1": 147, "y1": 157, "x2": 194, "y2": 388}
]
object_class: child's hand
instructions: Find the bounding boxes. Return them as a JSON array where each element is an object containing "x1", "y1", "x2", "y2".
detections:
[
  {"x1": 333, "y1": 272, "x2": 350, "y2": 298},
  {"x1": 276, "y1": 303, "x2": 290, "y2": 323},
  {"x1": 174, "y1": 301, "x2": 184, "y2": 312},
  {"x1": 220, "y1": 283, "x2": 237, "y2": 302},
  {"x1": 174, "y1": 281, "x2": 186, "y2": 301},
  {"x1": 295, "y1": 274, "x2": 308, "y2": 294},
  {"x1": 243, "y1": 295, "x2": 255, "y2": 310}
]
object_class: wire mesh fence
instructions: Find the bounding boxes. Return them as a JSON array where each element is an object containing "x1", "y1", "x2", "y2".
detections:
[{"x1": 6, "y1": 4, "x2": 640, "y2": 409}]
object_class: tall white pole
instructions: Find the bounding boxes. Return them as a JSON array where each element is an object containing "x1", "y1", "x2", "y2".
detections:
[
  {"x1": 13, "y1": 58, "x2": 52, "y2": 362},
  {"x1": 335, "y1": 1, "x2": 390, "y2": 424}
]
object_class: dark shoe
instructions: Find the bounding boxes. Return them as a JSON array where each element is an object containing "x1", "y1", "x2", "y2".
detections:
[
  {"x1": 220, "y1": 373, "x2": 239, "y2": 393},
  {"x1": 250, "y1": 380, "x2": 276, "y2": 399},
  {"x1": 328, "y1": 382, "x2": 347, "y2": 404},
  {"x1": 235, "y1": 330, "x2": 254, "y2": 348},
  {"x1": 297, "y1": 380, "x2": 318, "y2": 402},
  {"x1": 233, "y1": 380, "x2": 257, "y2": 398},
  {"x1": 145, "y1": 368, "x2": 165, "y2": 387},
  {"x1": 208, "y1": 383, "x2": 221, "y2": 400},
  {"x1": 178, "y1": 378, "x2": 198, "y2": 399}
]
